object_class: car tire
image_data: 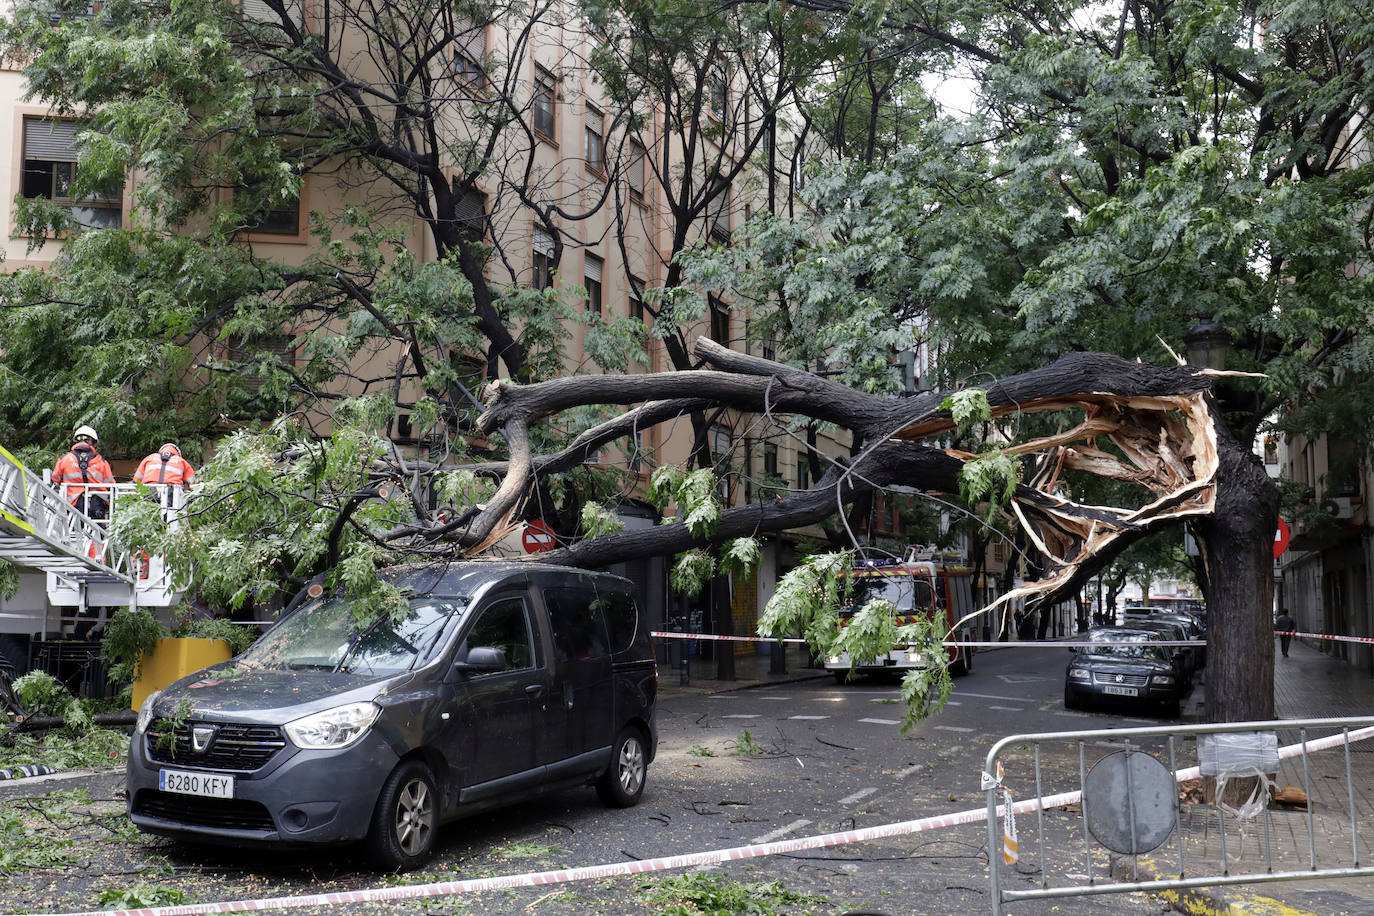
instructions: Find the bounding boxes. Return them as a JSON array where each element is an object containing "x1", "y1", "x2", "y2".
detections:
[
  {"x1": 365, "y1": 760, "x2": 438, "y2": 872},
  {"x1": 1163, "y1": 697, "x2": 1181, "y2": 719},
  {"x1": 832, "y1": 669, "x2": 849, "y2": 685},
  {"x1": 951, "y1": 648, "x2": 973, "y2": 677},
  {"x1": 1063, "y1": 685, "x2": 1079, "y2": 710},
  {"x1": 596, "y1": 727, "x2": 648, "y2": 808}
]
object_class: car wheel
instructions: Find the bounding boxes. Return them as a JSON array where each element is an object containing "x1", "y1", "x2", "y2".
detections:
[
  {"x1": 1063, "y1": 685, "x2": 1079, "y2": 710},
  {"x1": 951, "y1": 648, "x2": 973, "y2": 677},
  {"x1": 366, "y1": 760, "x2": 438, "y2": 872},
  {"x1": 832, "y1": 669, "x2": 849, "y2": 685},
  {"x1": 597, "y1": 728, "x2": 648, "y2": 808},
  {"x1": 1162, "y1": 697, "x2": 1181, "y2": 719}
]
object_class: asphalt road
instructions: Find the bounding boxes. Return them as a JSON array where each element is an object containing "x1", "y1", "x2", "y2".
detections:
[{"x1": 0, "y1": 648, "x2": 1178, "y2": 916}]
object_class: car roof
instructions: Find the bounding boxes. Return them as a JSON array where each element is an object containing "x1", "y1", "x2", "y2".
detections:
[{"x1": 382, "y1": 560, "x2": 632, "y2": 598}]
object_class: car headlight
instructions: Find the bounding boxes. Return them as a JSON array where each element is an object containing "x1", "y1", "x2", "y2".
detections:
[
  {"x1": 135, "y1": 690, "x2": 162, "y2": 734},
  {"x1": 1151, "y1": 675, "x2": 1175, "y2": 685},
  {"x1": 285, "y1": 702, "x2": 381, "y2": 749},
  {"x1": 826, "y1": 656, "x2": 842, "y2": 665},
  {"x1": 1068, "y1": 668, "x2": 1090, "y2": 680}
]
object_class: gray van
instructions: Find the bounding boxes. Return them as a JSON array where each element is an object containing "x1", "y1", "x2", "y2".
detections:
[{"x1": 125, "y1": 562, "x2": 658, "y2": 870}]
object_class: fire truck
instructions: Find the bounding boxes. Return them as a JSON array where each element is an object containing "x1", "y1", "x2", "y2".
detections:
[{"x1": 824, "y1": 549, "x2": 978, "y2": 682}]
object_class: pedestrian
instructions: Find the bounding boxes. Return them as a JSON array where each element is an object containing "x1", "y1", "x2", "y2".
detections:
[
  {"x1": 51, "y1": 425, "x2": 114, "y2": 519},
  {"x1": 1275, "y1": 608, "x2": 1295, "y2": 658},
  {"x1": 133, "y1": 442, "x2": 195, "y2": 507}
]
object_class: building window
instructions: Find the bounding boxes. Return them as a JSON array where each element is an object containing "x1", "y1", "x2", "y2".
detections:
[
  {"x1": 454, "y1": 183, "x2": 485, "y2": 238},
  {"x1": 242, "y1": 0, "x2": 304, "y2": 27},
  {"x1": 796, "y1": 455, "x2": 810, "y2": 490},
  {"x1": 21, "y1": 117, "x2": 122, "y2": 230},
  {"x1": 708, "y1": 183, "x2": 730, "y2": 242},
  {"x1": 708, "y1": 72, "x2": 728, "y2": 125},
  {"x1": 584, "y1": 253, "x2": 603, "y2": 313},
  {"x1": 533, "y1": 67, "x2": 557, "y2": 139},
  {"x1": 453, "y1": 23, "x2": 487, "y2": 86},
  {"x1": 241, "y1": 173, "x2": 301, "y2": 236},
  {"x1": 627, "y1": 139, "x2": 646, "y2": 199},
  {"x1": 585, "y1": 106, "x2": 605, "y2": 173},
  {"x1": 532, "y1": 227, "x2": 555, "y2": 290},
  {"x1": 761, "y1": 336, "x2": 776, "y2": 361},
  {"x1": 629, "y1": 275, "x2": 646, "y2": 322},
  {"x1": 764, "y1": 443, "x2": 779, "y2": 477},
  {"x1": 709, "y1": 296, "x2": 730, "y2": 344}
]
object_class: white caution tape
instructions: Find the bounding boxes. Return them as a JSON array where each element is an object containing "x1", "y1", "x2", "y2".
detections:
[
  {"x1": 1277, "y1": 630, "x2": 1374, "y2": 646},
  {"x1": 22, "y1": 726, "x2": 1374, "y2": 916},
  {"x1": 652, "y1": 631, "x2": 1205, "y2": 648}
]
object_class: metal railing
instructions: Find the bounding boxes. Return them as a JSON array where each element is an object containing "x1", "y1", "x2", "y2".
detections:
[{"x1": 985, "y1": 716, "x2": 1374, "y2": 914}]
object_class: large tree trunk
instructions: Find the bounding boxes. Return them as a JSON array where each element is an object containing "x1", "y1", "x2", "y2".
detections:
[{"x1": 1192, "y1": 426, "x2": 1279, "y2": 722}]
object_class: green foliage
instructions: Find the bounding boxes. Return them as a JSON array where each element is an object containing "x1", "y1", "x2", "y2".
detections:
[
  {"x1": 688, "y1": 745, "x2": 716, "y2": 758},
  {"x1": 0, "y1": 727, "x2": 128, "y2": 771},
  {"x1": 728, "y1": 730, "x2": 762, "y2": 757},
  {"x1": 97, "y1": 884, "x2": 187, "y2": 908},
  {"x1": 942, "y1": 389, "x2": 992, "y2": 434},
  {"x1": 0, "y1": 562, "x2": 18, "y2": 601},
  {"x1": 11, "y1": 672, "x2": 90, "y2": 732},
  {"x1": 959, "y1": 451, "x2": 1022, "y2": 523},
  {"x1": 0, "y1": 801, "x2": 76, "y2": 874},
  {"x1": 669, "y1": 550, "x2": 716, "y2": 596},
  {"x1": 173, "y1": 617, "x2": 255, "y2": 656},
  {"x1": 579, "y1": 501, "x2": 625, "y2": 538},
  {"x1": 638, "y1": 873, "x2": 824, "y2": 916},
  {"x1": 719, "y1": 537, "x2": 761, "y2": 578},
  {"x1": 495, "y1": 842, "x2": 560, "y2": 860},
  {"x1": 100, "y1": 608, "x2": 169, "y2": 686}
]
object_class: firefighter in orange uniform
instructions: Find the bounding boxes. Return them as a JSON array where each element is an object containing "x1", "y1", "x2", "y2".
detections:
[
  {"x1": 134, "y1": 442, "x2": 196, "y2": 510},
  {"x1": 51, "y1": 425, "x2": 114, "y2": 519}
]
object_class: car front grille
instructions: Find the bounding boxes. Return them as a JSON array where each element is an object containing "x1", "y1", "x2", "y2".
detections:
[
  {"x1": 133, "y1": 789, "x2": 275, "y2": 832},
  {"x1": 1092, "y1": 672, "x2": 1149, "y2": 687},
  {"x1": 146, "y1": 719, "x2": 288, "y2": 772}
]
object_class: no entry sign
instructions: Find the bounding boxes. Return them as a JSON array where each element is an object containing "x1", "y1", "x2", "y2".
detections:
[
  {"x1": 523, "y1": 519, "x2": 557, "y2": 553},
  {"x1": 1274, "y1": 517, "x2": 1291, "y2": 559}
]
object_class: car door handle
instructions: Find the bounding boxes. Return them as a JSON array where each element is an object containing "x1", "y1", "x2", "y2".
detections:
[{"x1": 525, "y1": 684, "x2": 546, "y2": 697}]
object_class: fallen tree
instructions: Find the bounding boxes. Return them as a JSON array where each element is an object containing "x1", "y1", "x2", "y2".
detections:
[{"x1": 379, "y1": 338, "x2": 1275, "y2": 723}]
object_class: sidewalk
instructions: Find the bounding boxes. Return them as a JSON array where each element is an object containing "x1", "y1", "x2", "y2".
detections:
[
  {"x1": 654, "y1": 640, "x2": 828, "y2": 697},
  {"x1": 1127, "y1": 637, "x2": 1374, "y2": 916}
]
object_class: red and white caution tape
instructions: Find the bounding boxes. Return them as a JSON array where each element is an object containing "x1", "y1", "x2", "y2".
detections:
[
  {"x1": 1277, "y1": 630, "x2": 1374, "y2": 646},
  {"x1": 21, "y1": 726, "x2": 1374, "y2": 916}
]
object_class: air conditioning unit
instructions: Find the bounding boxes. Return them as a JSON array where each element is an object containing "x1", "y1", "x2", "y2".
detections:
[{"x1": 1320, "y1": 496, "x2": 1358, "y2": 519}]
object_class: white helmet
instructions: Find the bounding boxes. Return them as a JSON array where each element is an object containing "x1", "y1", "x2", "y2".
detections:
[{"x1": 73, "y1": 425, "x2": 98, "y2": 444}]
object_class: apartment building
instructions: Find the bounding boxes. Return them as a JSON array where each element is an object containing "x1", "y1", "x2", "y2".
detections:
[{"x1": 1, "y1": 0, "x2": 933, "y2": 663}]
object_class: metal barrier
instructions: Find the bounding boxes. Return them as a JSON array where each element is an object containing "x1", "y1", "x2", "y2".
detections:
[{"x1": 985, "y1": 716, "x2": 1374, "y2": 914}]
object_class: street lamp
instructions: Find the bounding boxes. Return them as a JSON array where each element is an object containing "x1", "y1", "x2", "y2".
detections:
[{"x1": 1184, "y1": 315, "x2": 1230, "y2": 370}]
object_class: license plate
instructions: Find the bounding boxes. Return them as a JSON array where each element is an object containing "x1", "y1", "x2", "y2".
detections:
[
  {"x1": 159, "y1": 768, "x2": 234, "y2": 798},
  {"x1": 1102, "y1": 685, "x2": 1139, "y2": 697}
]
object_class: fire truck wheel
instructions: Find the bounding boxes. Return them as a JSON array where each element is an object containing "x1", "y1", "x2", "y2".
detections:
[{"x1": 950, "y1": 649, "x2": 972, "y2": 676}]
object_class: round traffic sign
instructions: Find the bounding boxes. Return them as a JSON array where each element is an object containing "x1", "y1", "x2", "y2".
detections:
[
  {"x1": 1274, "y1": 517, "x2": 1291, "y2": 559},
  {"x1": 523, "y1": 519, "x2": 557, "y2": 553}
]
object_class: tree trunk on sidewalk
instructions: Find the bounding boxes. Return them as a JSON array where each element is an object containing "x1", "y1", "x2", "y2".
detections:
[
  {"x1": 712, "y1": 575, "x2": 736, "y2": 681},
  {"x1": 1192, "y1": 423, "x2": 1279, "y2": 723}
]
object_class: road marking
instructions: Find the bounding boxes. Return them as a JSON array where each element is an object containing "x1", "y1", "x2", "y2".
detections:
[
  {"x1": 722, "y1": 714, "x2": 760, "y2": 719},
  {"x1": 788, "y1": 715, "x2": 829, "y2": 720},
  {"x1": 759, "y1": 696, "x2": 790, "y2": 700},
  {"x1": 706, "y1": 695, "x2": 737, "y2": 699},
  {"x1": 996, "y1": 674, "x2": 1047, "y2": 684},
  {"x1": 934, "y1": 725, "x2": 974, "y2": 733},
  {"x1": 944, "y1": 700, "x2": 962, "y2": 706},
  {"x1": 954, "y1": 690, "x2": 1045, "y2": 703},
  {"x1": 815, "y1": 697, "x2": 845, "y2": 702},
  {"x1": 751, "y1": 819, "x2": 812, "y2": 844},
  {"x1": 859, "y1": 717, "x2": 901, "y2": 726},
  {"x1": 989, "y1": 705, "x2": 1023, "y2": 712},
  {"x1": 838, "y1": 787, "x2": 878, "y2": 805}
]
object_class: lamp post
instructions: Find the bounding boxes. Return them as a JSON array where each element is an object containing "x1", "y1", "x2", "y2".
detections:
[{"x1": 1185, "y1": 315, "x2": 1230, "y2": 370}]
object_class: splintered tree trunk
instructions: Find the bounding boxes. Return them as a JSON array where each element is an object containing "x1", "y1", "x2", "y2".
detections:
[{"x1": 1192, "y1": 429, "x2": 1279, "y2": 723}]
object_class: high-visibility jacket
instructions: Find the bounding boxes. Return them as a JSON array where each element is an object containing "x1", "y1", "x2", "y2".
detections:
[
  {"x1": 52, "y1": 443, "x2": 115, "y2": 502},
  {"x1": 133, "y1": 447, "x2": 196, "y2": 487}
]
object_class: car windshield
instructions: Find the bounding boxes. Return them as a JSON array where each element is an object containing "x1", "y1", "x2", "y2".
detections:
[
  {"x1": 1083, "y1": 632, "x2": 1168, "y2": 662},
  {"x1": 240, "y1": 595, "x2": 468, "y2": 675},
  {"x1": 842, "y1": 575, "x2": 934, "y2": 615}
]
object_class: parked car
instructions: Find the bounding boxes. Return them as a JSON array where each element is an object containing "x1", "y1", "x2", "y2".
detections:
[
  {"x1": 1124, "y1": 618, "x2": 1196, "y2": 687},
  {"x1": 1149, "y1": 612, "x2": 1207, "y2": 668},
  {"x1": 126, "y1": 562, "x2": 658, "y2": 870},
  {"x1": 1064, "y1": 628, "x2": 1185, "y2": 718}
]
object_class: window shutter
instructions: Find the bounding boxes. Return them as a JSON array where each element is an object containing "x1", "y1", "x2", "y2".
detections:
[
  {"x1": 584, "y1": 254, "x2": 602, "y2": 283},
  {"x1": 533, "y1": 228, "x2": 554, "y2": 256},
  {"x1": 23, "y1": 118, "x2": 81, "y2": 160}
]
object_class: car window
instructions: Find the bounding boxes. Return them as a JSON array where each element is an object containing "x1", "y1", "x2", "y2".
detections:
[
  {"x1": 544, "y1": 586, "x2": 610, "y2": 661},
  {"x1": 1083, "y1": 631, "x2": 1168, "y2": 662},
  {"x1": 242, "y1": 597, "x2": 466, "y2": 674},
  {"x1": 464, "y1": 596, "x2": 540, "y2": 673},
  {"x1": 843, "y1": 574, "x2": 933, "y2": 615},
  {"x1": 594, "y1": 588, "x2": 640, "y2": 656}
]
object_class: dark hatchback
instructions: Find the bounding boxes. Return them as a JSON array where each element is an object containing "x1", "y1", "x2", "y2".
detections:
[
  {"x1": 1063, "y1": 628, "x2": 1185, "y2": 718},
  {"x1": 126, "y1": 562, "x2": 658, "y2": 870}
]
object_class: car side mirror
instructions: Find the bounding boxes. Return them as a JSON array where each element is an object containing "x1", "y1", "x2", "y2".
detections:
[{"x1": 454, "y1": 646, "x2": 507, "y2": 673}]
